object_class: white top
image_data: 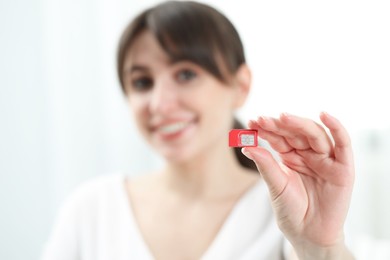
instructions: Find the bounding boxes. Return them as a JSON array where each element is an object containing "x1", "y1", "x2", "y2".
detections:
[{"x1": 41, "y1": 174, "x2": 290, "y2": 260}]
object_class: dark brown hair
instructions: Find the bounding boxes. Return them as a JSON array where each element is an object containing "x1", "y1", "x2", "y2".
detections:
[{"x1": 117, "y1": 1, "x2": 257, "y2": 171}]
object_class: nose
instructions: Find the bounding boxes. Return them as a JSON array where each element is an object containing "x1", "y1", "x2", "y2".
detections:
[{"x1": 149, "y1": 78, "x2": 179, "y2": 115}]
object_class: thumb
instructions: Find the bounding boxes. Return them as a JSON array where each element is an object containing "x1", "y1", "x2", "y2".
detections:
[{"x1": 242, "y1": 147, "x2": 288, "y2": 200}]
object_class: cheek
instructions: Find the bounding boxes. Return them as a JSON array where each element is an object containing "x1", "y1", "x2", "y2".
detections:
[
  {"x1": 191, "y1": 87, "x2": 235, "y2": 131},
  {"x1": 200, "y1": 89, "x2": 235, "y2": 115},
  {"x1": 128, "y1": 96, "x2": 149, "y2": 128},
  {"x1": 188, "y1": 81, "x2": 235, "y2": 109}
]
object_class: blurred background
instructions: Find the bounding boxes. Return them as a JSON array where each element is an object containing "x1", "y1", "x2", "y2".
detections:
[{"x1": 0, "y1": 0, "x2": 389, "y2": 259}]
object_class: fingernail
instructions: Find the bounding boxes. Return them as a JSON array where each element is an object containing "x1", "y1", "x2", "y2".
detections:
[
  {"x1": 321, "y1": 111, "x2": 331, "y2": 117},
  {"x1": 281, "y1": 112, "x2": 291, "y2": 118},
  {"x1": 320, "y1": 111, "x2": 334, "y2": 120},
  {"x1": 257, "y1": 116, "x2": 267, "y2": 124},
  {"x1": 241, "y1": 148, "x2": 254, "y2": 160},
  {"x1": 248, "y1": 119, "x2": 257, "y2": 126}
]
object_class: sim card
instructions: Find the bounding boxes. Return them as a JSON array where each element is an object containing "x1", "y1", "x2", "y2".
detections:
[{"x1": 229, "y1": 129, "x2": 258, "y2": 147}]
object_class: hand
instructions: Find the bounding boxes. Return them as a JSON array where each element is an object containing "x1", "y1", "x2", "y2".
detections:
[{"x1": 242, "y1": 112, "x2": 355, "y2": 259}]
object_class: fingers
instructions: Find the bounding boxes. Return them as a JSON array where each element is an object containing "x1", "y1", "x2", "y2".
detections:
[
  {"x1": 242, "y1": 146, "x2": 289, "y2": 200},
  {"x1": 279, "y1": 113, "x2": 334, "y2": 154},
  {"x1": 256, "y1": 116, "x2": 311, "y2": 150},
  {"x1": 319, "y1": 112, "x2": 353, "y2": 165},
  {"x1": 248, "y1": 120, "x2": 293, "y2": 153},
  {"x1": 251, "y1": 113, "x2": 334, "y2": 155}
]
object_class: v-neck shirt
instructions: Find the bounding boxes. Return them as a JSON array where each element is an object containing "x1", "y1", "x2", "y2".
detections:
[{"x1": 42, "y1": 174, "x2": 288, "y2": 260}]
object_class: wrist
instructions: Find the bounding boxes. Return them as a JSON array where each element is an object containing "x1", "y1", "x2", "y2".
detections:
[{"x1": 293, "y1": 239, "x2": 354, "y2": 260}]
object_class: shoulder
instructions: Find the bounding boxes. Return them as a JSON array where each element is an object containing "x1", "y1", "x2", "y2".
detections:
[
  {"x1": 74, "y1": 174, "x2": 124, "y2": 194},
  {"x1": 61, "y1": 173, "x2": 126, "y2": 214},
  {"x1": 71, "y1": 174, "x2": 124, "y2": 198},
  {"x1": 42, "y1": 174, "x2": 129, "y2": 259}
]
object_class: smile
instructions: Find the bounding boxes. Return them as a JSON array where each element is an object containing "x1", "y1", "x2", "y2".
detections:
[{"x1": 157, "y1": 121, "x2": 192, "y2": 135}]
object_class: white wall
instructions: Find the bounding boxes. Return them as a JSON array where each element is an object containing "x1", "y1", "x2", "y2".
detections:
[
  {"x1": 1, "y1": 0, "x2": 389, "y2": 259},
  {"x1": 0, "y1": 0, "x2": 49, "y2": 259}
]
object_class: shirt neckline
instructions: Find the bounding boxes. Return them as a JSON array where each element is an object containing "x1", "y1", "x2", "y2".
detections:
[{"x1": 119, "y1": 174, "x2": 263, "y2": 259}]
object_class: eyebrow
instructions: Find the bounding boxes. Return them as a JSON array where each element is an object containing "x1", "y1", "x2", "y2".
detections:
[
  {"x1": 124, "y1": 65, "x2": 150, "y2": 75},
  {"x1": 123, "y1": 59, "x2": 188, "y2": 75}
]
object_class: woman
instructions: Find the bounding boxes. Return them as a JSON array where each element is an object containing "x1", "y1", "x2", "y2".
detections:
[{"x1": 42, "y1": 1, "x2": 355, "y2": 259}]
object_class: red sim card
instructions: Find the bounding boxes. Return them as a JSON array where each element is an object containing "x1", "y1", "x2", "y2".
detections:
[{"x1": 229, "y1": 129, "x2": 258, "y2": 147}]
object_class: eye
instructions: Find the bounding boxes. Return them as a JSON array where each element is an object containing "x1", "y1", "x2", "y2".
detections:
[
  {"x1": 176, "y1": 69, "x2": 197, "y2": 83},
  {"x1": 131, "y1": 77, "x2": 153, "y2": 92}
]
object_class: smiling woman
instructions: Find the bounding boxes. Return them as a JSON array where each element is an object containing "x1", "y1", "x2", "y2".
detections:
[
  {"x1": 122, "y1": 30, "x2": 251, "y2": 164},
  {"x1": 41, "y1": 1, "x2": 355, "y2": 260},
  {"x1": 118, "y1": 1, "x2": 257, "y2": 170}
]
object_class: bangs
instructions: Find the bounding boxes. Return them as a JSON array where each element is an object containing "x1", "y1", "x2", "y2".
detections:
[
  {"x1": 146, "y1": 1, "x2": 238, "y2": 82},
  {"x1": 117, "y1": 1, "x2": 245, "y2": 91}
]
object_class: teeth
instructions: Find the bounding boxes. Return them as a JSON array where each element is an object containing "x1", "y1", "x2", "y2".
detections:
[{"x1": 159, "y1": 121, "x2": 190, "y2": 134}]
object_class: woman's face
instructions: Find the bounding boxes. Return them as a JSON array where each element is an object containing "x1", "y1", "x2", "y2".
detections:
[{"x1": 122, "y1": 30, "x2": 248, "y2": 162}]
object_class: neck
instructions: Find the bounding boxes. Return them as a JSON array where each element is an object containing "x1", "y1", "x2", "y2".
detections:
[{"x1": 160, "y1": 137, "x2": 248, "y2": 199}]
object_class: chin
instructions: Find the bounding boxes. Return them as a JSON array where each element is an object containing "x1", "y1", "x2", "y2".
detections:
[{"x1": 157, "y1": 145, "x2": 198, "y2": 164}]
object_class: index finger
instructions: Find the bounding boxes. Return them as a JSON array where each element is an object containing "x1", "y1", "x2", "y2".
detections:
[{"x1": 278, "y1": 113, "x2": 334, "y2": 155}]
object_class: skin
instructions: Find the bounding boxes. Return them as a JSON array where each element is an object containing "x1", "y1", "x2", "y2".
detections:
[
  {"x1": 122, "y1": 30, "x2": 355, "y2": 259},
  {"x1": 243, "y1": 113, "x2": 355, "y2": 259}
]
